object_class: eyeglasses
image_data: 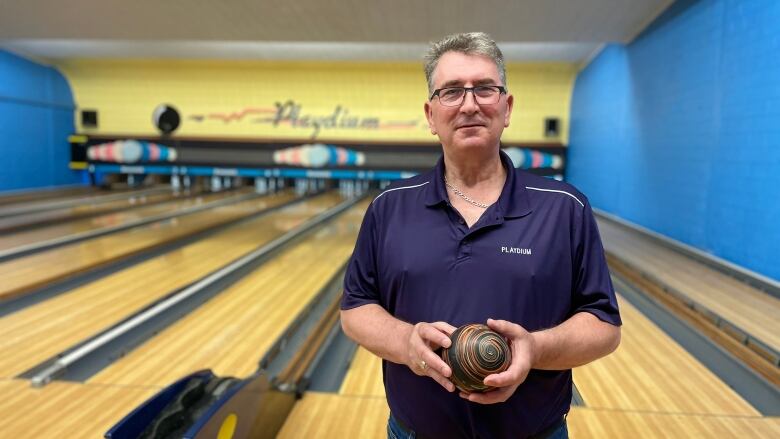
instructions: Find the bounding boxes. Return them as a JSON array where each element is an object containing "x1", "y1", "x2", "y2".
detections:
[{"x1": 429, "y1": 85, "x2": 507, "y2": 107}]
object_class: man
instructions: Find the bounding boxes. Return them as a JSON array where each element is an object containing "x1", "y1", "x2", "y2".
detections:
[{"x1": 340, "y1": 32, "x2": 621, "y2": 439}]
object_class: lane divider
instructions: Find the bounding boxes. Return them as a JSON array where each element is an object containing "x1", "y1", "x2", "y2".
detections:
[
  {"x1": 28, "y1": 194, "x2": 365, "y2": 388},
  {"x1": 0, "y1": 191, "x2": 260, "y2": 263}
]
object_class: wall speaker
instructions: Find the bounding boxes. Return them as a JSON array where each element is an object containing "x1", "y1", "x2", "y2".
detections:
[
  {"x1": 544, "y1": 117, "x2": 559, "y2": 138},
  {"x1": 82, "y1": 110, "x2": 98, "y2": 128}
]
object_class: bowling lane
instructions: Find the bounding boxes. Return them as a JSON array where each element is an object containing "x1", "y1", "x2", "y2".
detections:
[
  {"x1": 0, "y1": 187, "x2": 250, "y2": 251},
  {"x1": 574, "y1": 296, "x2": 759, "y2": 416},
  {"x1": 0, "y1": 379, "x2": 158, "y2": 438},
  {"x1": 278, "y1": 345, "x2": 388, "y2": 438},
  {"x1": 339, "y1": 347, "x2": 385, "y2": 398},
  {"x1": 0, "y1": 189, "x2": 294, "y2": 301},
  {"x1": 0, "y1": 186, "x2": 96, "y2": 207},
  {"x1": 0, "y1": 186, "x2": 167, "y2": 217},
  {"x1": 598, "y1": 219, "x2": 780, "y2": 355},
  {"x1": 0, "y1": 187, "x2": 190, "y2": 233},
  {"x1": 277, "y1": 392, "x2": 780, "y2": 439},
  {"x1": 277, "y1": 392, "x2": 388, "y2": 439},
  {"x1": 89, "y1": 199, "x2": 369, "y2": 387},
  {"x1": 0, "y1": 192, "x2": 343, "y2": 378},
  {"x1": 567, "y1": 407, "x2": 780, "y2": 438}
]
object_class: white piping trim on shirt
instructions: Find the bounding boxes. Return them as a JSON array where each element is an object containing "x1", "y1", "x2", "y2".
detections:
[
  {"x1": 373, "y1": 181, "x2": 430, "y2": 203},
  {"x1": 525, "y1": 186, "x2": 584, "y2": 207}
]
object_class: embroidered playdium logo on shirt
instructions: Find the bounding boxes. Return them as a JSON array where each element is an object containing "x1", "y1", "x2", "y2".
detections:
[{"x1": 500, "y1": 246, "x2": 532, "y2": 255}]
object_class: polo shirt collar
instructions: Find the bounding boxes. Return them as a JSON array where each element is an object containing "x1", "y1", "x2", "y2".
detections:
[
  {"x1": 423, "y1": 149, "x2": 532, "y2": 219},
  {"x1": 423, "y1": 155, "x2": 449, "y2": 207}
]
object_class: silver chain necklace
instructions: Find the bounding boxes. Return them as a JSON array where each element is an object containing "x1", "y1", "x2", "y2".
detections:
[{"x1": 444, "y1": 175, "x2": 490, "y2": 209}]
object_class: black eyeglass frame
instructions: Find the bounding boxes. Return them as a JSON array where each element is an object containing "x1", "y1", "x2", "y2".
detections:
[{"x1": 429, "y1": 85, "x2": 508, "y2": 105}]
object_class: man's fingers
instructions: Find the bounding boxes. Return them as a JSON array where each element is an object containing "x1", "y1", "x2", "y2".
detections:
[
  {"x1": 409, "y1": 323, "x2": 452, "y2": 377},
  {"x1": 420, "y1": 348, "x2": 451, "y2": 377},
  {"x1": 426, "y1": 367, "x2": 456, "y2": 393},
  {"x1": 460, "y1": 388, "x2": 508, "y2": 404},
  {"x1": 486, "y1": 318, "x2": 524, "y2": 338},
  {"x1": 459, "y1": 386, "x2": 513, "y2": 404},
  {"x1": 483, "y1": 369, "x2": 521, "y2": 387},
  {"x1": 418, "y1": 323, "x2": 452, "y2": 348},
  {"x1": 483, "y1": 345, "x2": 531, "y2": 388},
  {"x1": 431, "y1": 321, "x2": 457, "y2": 338}
]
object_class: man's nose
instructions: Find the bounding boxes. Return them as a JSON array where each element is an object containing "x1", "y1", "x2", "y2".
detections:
[{"x1": 459, "y1": 89, "x2": 480, "y2": 114}]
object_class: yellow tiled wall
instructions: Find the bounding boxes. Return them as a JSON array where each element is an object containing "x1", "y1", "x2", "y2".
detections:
[{"x1": 57, "y1": 59, "x2": 577, "y2": 144}]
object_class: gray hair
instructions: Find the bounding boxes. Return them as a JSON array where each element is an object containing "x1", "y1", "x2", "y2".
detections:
[{"x1": 424, "y1": 32, "x2": 507, "y2": 95}]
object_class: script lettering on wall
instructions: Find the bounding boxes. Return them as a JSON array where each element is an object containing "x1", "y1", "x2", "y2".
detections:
[{"x1": 189, "y1": 100, "x2": 420, "y2": 139}]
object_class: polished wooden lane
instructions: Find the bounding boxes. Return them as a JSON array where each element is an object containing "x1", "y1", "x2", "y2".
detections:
[
  {"x1": 278, "y1": 394, "x2": 780, "y2": 439},
  {"x1": 574, "y1": 296, "x2": 758, "y2": 416},
  {"x1": 280, "y1": 327, "x2": 388, "y2": 438},
  {"x1": 340, "y1": 347, "x2": 385, "y2": 398},
  {"x1": 598, "y1": 219, "x2": 780, "y2": 354},
  {"x1": 0, "y1": 379, "x2": 158, "y2": 438},
  {"x1": 0, "y1": 190, "x2": 294, "y2": 301},
  {"x1": 0, "y1": 192, "x2": 342, "y2": 379},
  {"x1": 568, "y1": 407, "x2": 780, "y2": 438},
  {"x1": 0, "y1": 186, "x2": 165, "y2": 216},
  {"x1": 0, "y1": 186, "x2": 96, "y2": 207},
  {"x1": 277, "y1": 392, "x2": 388, "y2": 439},
  {"x1": 0, "y1": 187, "x2": 248, "y2": 251},
  {"x1": 89, "y1": 200, "x2": 369, "y2": 387},
  {"x1": 0, "y1": 188, "x2": 188, "y2": 233}
]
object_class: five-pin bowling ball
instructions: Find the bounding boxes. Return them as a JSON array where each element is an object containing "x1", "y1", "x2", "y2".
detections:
[{"x1": 441, "y1": 323, "x2": 512, "y2": 393}]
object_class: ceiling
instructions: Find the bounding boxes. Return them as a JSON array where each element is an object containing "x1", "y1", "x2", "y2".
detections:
[{"x1": 0, "y1": 0, "x2": 673, "y2": 63}]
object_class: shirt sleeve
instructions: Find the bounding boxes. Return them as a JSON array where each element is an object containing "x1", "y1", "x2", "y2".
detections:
[
  {"x1": 341, "y1": 201, "x2": 381, "y2": 310},
  {"x1": 571, "y1": 198, "x2": 622, "y2": 325}
]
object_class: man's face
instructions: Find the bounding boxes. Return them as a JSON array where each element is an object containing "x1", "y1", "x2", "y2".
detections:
[{"x1": 425, "y1": 51, "x2": 513, "y2": 153}]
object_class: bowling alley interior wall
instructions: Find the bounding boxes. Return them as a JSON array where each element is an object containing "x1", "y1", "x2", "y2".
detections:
[
  {"x1": 56, "y1": 60, "x2": 577, "y2": 144},
  {"x1": 0, "y1": 50, "x2": 81, "y2": 191},
  {"x1": 567, "y1": 0, "x2": 780, "y2": 280}
]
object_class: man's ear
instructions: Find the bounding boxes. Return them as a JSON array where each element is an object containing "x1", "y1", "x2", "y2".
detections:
[
  {"x1": 504, "y1": 94, "x2": 514, "y2": 128},
  {"x1": 424, "y1": 101, "x2": 437, "y2": 135}
]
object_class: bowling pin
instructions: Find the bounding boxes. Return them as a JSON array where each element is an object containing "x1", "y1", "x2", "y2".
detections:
[
  {"x1": 255, "y1": 177, "x2": 266, "y2": 194},
  {"x1": 171, "y1": 175, "x2": 181, "y2": 192}
]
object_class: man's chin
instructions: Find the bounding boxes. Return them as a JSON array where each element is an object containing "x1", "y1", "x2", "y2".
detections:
[
  {"x1": 450, "y1": 137, "x2": 494, "y2": 151},
  {"x1": 454, "y1": 125, "x2": 486, "y2": 135}
]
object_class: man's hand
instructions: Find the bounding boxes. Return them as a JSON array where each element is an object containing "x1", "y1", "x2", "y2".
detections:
[
  {"x1": 407, "y1": 321, "x2": 457, "y2": 392},
  {"x1": 459, "y1": 318, "x2": 536, "y2": 404}
]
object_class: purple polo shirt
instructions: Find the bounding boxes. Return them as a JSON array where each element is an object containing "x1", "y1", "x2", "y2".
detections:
[{"x1": 341, "y1": 151, "x2": 621, "y2": 439}]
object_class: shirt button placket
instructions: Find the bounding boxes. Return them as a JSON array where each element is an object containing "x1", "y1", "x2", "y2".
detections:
[{"x1": 462, "y1": 238, "x2": 472, "y2": 256}]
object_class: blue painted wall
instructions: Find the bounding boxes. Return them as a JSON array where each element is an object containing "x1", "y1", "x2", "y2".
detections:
[
  {"x1": 568, "y1": 0, "x2": 780, "y2": 280},
  {"x1": 0, "y1": 50, "x2": 81, "y2": 192}
]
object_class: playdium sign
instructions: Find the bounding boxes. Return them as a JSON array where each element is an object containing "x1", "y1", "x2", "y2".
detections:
[
  {"x1": 263, "y1": 100, "x2": 381, "y2": 138},
  {"x1": 190, "y1": 100, "x2": 419, "y2": 139}
]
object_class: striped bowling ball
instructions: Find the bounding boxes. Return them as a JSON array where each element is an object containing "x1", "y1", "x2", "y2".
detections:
[{"x1": 441, "y1": 323, "x2": 512, "y2": 393}]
